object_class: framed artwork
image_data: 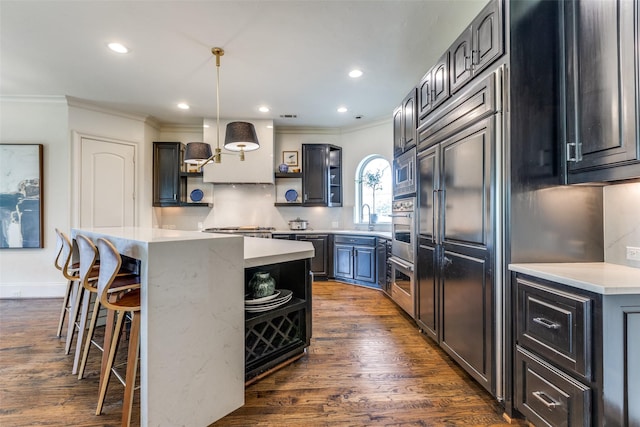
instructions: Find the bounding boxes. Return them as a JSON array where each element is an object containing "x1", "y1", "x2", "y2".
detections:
[
  {"x1": 0, "y1": 144, "x2": 44, "y2": 248},
  {"x1": 283, "y1": 150, "x2": 298, "y2": 167}
]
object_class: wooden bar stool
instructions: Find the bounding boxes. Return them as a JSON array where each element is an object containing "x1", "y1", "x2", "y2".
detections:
[
  {"x1": 56, "y1": 230, "x2": 97, "y2": 355},
  {"x1": 74, "y1": 234, "x2": 139, "y2": 379},
  {"x1": 95, "y1": 237, "x2": 141, "y2": 427},
  {"x1": 54, "y1": 228, "x2": 69, "y2": 337}
]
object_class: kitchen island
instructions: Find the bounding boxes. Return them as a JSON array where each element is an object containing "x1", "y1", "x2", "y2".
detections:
[{"x1": 71, "y1": 227, "x2": 313, "y2": 427}]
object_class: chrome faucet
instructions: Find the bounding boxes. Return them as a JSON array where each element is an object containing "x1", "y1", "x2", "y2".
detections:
[{"x1": 362, "y1": 204, "x2": 373, "y2": 231}]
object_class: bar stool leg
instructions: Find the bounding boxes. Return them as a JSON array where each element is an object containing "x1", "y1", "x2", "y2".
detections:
[
  {"x1": 96, "y1": 309, "x2": 125, "y2": 416},
  {"x1": 64, "y1": 280, "x2": 83, "y2": 355},
  {"x1": 56, "y1": 279, "x2": 73, "y2": 337},
  {"x1": 77, "y1": 291, "x2": 102, "y2": 379},
  {"x1": 72, "y1": 288, "x2": 92, "y2": 374},
  {"x1": 121, "y1": 311, "x2": 140, "y2": 427}
]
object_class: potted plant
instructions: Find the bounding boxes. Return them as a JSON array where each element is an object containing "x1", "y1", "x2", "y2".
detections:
[{"x1": 360, "y1": 167, "x2": 387, "y2": 223}]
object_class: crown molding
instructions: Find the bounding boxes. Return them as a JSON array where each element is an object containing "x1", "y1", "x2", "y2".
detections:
[
  {"x1": 66, "y1": 96, "x2": 150, "y2": 123},
  {"x1": 339, "y1": 116, "x2": 391, "y2": 134},
  {"x1": 0, "y1": 95, "x2": 67, "y2": 104}
]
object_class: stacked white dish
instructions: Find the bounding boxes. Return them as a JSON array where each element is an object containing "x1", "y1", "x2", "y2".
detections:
[{"x1": 244, "y1": 289, "x2": 293, "y2": 313}]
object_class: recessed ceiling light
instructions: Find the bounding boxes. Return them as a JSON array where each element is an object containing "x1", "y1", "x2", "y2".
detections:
[
  {"x1": 258, "y1": 106, "x2": 270, "y2": 113},
  {"x1": 108, "y1": 42, "x2": 129, "y2": 54},
  {"x1": 177, "y1": 103, "x2": 190, "y2": 110},
  {"x1": 349, "y1": 69, "x2": 363, "y2": 78},
  {"x1": 337, "y1": 106, "x2": 348, "y2": 113},
  {"x1": 203, "y1": 124, "x2": 210, "y2": 128},
  {"x1": 267, "y1": 125, "x2": 273, "y2": 129}
]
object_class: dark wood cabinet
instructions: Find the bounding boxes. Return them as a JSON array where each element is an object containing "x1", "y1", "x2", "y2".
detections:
[
  {"x1": 417, "y1": 52, "x2": 450, "y2": 127},
  {"x1": 153, "y1": 142, "x2": 183, "y2": 207},
  {"x1": 302, "y1": 144, "x2": 342, "y2": 207},
  {"x1": 295, "y1": 234, "x2": 329, "y2": 279},
  {"x1": 512, "y1": 272, "x2": 640, "y2": 426},
  {"x1": 376, "y1": 238, "x2": 391, "y2": 292},
  {"x1": 153, "y1": 142, "x2": 209, "y2": 207},
  {"x1": 417, "y1": 76, "x2": 497, "y2": 395},
  {"x1": 448, "y1": 0, "x2": 503, "y2": 95},
  {"x1": 513, "y1": 274, "x2": 597, "y2": 426},
  {"x1": 333, "y1": 235, "x2": 377, "y2": 287},
  {"x1": 354, "y1": 245, "x2": 375, "y2": 283},
  {"x1": 564, "y1": 0, "x2": 640, "y2": 183},
  {"x1": 393, "y1": 88, "x2": 417, "y2": 156}
]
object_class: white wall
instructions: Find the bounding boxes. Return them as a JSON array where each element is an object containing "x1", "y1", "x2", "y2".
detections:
[
  {"x1": 604, "y1": 181, "x2": 640, "y2": 268},
  {"x1": 0, "y1": 98, "x2": 159, "y2": 298},
  {"x1": 0, "y1": 97, "x2": 70, "y2": 297},
  {"x1": 68, "y1": 101, "x2": 156, "y2": 229}
]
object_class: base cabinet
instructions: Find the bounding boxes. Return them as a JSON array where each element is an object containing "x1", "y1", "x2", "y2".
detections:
[
  {"x1": 512, "y1": 273, "x2": 640, "y2": 426},
  {"x1": 295, "y1": 234, "x2": 330, "y2": 280},
  {"x1": 333, "y1": 235, "x2": 377, "y2": 288},
  {"x1": 244, "y1": 258, "x2": 312, "y2": 382}
]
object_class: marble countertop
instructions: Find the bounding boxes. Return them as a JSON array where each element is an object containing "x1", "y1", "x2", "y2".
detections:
[
  {"x1": 244, "y1": 236, "x2": 314, "y2": 268},
  {"x1": 272, "y1": 229, "x2": 392, "y2": 239},
  {"x1": 78, "y1": 227, "x2": 315, "y2": 268},
  {"x1": 78, "y1": 226, "x2": 235, "y2": 243},
  {"x1": 509, "y1": 262, "x2": 640, "y2": 295}
]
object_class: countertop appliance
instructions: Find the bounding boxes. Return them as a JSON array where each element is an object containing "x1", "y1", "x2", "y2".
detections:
[
  {"x1": 393, "y1": 146, "x2": 416, "y2": 199},
  {"x1": 203, "y1": 226, "x2": 275, "y2": 239},
  {"x1": 288, "y1": 218, "x2": 309, "y2": 230}
]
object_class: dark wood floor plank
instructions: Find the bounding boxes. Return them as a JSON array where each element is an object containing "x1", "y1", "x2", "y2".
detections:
[{"x1": 0, "y1": 281, "x2": 522, "y2": 427}]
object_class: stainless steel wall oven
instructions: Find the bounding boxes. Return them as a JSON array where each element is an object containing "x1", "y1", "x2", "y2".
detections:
[{"x1": 389, "y1": 197, "x2": 416, "y2": 318}]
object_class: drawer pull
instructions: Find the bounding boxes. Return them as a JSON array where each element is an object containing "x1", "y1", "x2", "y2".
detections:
[
  {"x1": 533, "y1": 317, "x2": 560, "y2": 330},
  {"x1": 532, "y1": 391, "x2": 560, "y2": 409}
]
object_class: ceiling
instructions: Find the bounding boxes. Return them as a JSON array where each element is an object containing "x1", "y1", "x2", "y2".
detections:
[{"x1": 0, "y1": 0, "x2": 488, "y2": 128}]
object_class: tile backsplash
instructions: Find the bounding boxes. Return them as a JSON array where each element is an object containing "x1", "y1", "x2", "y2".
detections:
[{"x1": 604, "y1": 181, "x2": 640, "y2": 268}]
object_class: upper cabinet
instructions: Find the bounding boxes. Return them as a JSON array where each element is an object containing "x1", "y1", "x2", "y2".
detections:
[
  {"x1": 302, "y1": 144, "x2": 342, "y2": 207},
  {"x1": 417, "y1": 52, "x2": 450, "y2": 127},
  {"x1": 393, "y1": 88, "x2": 417, "y2": 157},
  {"x1": 564, "y1": 0, "x2": 640, "y2": 183},
  {"x1": 153, "y1": 142, "x2": 210, "y2": 207},
  {"x1": 449, "y1": 0, "x2": 503, "y2": 95},
  {"x1": 202, "y1": 119, "x2": 275, "y2": 184}
]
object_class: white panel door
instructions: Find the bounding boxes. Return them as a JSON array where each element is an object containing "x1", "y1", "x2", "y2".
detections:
[{"x1": 80, "y1": 138, "x2": 135, "y2": 227}]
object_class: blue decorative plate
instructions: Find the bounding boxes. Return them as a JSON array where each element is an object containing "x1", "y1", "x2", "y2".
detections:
[
  {"x1": 285, "y1": 189, "x2": 298, "y2": 202},
  {"x1": 190, "y1": 188, "x2": 204, "y2": 202}
]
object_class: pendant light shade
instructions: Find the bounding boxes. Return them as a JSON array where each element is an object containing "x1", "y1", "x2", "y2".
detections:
[
  {"x1": 224, "y1": 121, "x2": 260, "y2": 152},
  {"x1": 184, "y1": 142, "x2": 213, "y2": 165},
  {"x1": 182, "y1": 47, "x2": 260, "y2": 169}
]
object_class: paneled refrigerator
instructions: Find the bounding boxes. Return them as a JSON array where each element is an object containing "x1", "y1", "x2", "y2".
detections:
[{"x1": 416, "y1": 73, "x2": 498, "y2": 395}]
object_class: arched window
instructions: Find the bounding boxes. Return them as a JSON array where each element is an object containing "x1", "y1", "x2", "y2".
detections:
[{"x1": 355, "y1": 155, "x2": 392, "y2": 224}]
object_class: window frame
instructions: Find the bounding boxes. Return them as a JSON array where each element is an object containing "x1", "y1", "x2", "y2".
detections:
[{"x1": 354, "y1": 155, "x2": 392, "y2": 225}]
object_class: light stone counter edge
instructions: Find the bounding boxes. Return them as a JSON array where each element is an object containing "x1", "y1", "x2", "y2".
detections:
[{"x1": 508, "y1": 262, "x2": 640, "y2": 295}]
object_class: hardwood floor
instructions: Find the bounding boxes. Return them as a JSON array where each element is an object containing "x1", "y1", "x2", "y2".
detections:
[{"x1": 0, "y1": 281, "x2": 521, "y2": 426}]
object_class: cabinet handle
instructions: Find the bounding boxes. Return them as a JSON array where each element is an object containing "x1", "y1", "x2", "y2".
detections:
[
  {"x1": 532, "y1": 391, "x2": 560, "y2": 409},
  {"x1": 432, "y1": 189, "x2": 438, "y2": 244},
  {"x1": 471, "y1": 49, "x2": 478, "y2": 66},
  {"x1": 566, "y1": 141, "x2": 583, "y2": 162},
  {"x1": 173, "y1": 193, "x2": 177, "y2": 201},
  {"x1": 532, "y1": 317, "x2": 561, "y2": 330},
  {"x1": 464, "y1": 55, "x2": 470, "y2": 72}
]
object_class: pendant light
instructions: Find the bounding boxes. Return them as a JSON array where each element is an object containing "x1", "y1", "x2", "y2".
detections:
[{"x1": 184, "y1": 47, "x2": 260, "y2": 167}]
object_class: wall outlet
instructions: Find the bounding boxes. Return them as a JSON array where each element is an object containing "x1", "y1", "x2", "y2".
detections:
[{"x1": 626, "y1": 246, "x2": 640, "y2": 261}]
